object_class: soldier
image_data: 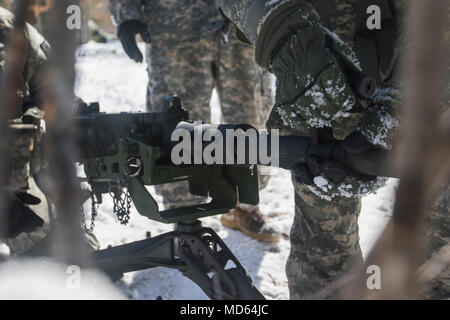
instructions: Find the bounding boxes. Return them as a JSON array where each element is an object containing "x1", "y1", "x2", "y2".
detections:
[
  {"x1": 108, "y1": 0, "x2": 278, "y2": 243},
  {"x1": 0, "y1": 6, "x2": 98, "y2": 256},
  {"x1": 216, "y1": 0, "x2": 449, "y2": 299},
  {"x1": 0, "y1": 6, "x2": 50, "y2": 250}
]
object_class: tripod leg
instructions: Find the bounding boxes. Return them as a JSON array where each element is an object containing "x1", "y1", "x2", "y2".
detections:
[
  {"x1": 175, "y1": 223, "x2": 265, "y2": 300},
  {"x1": 91, "y1": 223, "x2": 265, "y2": 300}
]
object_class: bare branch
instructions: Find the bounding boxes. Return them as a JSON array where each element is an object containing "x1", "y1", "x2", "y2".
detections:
[
  {"x1": 343, "y1": 0, "x2": 450, "y2": 299},
  {"x1": 39, "y1": 0, "x2": 91, "y2": 266}
]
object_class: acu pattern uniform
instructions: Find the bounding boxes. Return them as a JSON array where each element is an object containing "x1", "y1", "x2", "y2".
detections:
[
  {"x1": 108, "y1": 0, "x2": 274, "y2": 208},
  {"x1": 0, "y1": 7, "x2": 99, "y2": 256},
  {"x1": 218, "y1": 0, "x2": 449, "y2": 299},
  {"x1": 0, "y1": 7, "x2": 53, "y2": 254}
]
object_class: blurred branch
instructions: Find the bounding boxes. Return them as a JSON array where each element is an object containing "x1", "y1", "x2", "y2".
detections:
[
  {"x1": 343, "y1": 0, "x2": 450, "y2": 299},
  {"x1": 39, "y1": 0, "x2": 90, "y2": 266}
]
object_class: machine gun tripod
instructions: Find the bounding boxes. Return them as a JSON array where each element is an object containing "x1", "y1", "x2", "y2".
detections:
[{"x1": 92, "y1": 220, "x2": 265, "y2": 300}]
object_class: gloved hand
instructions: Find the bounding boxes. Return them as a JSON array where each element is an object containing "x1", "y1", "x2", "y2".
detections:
[
  {"x1": 1, "y1": 188, "x2": 44, "y2": 238},
  {"x1": 73, "y1": 97, "x2": 99, "y2": 115},
  {"x1": 293, "y1": 157, "x2": 350, "y2": 186},
  {"x1": 118, "y1": 20, "x2": 151, "y2": 63},
  {"x1": 269, "y1": 23, "x2": 364, "y2": 140},
  {"x1": 292, "y1": 132, "x2": 386, "y2": 200},
  {"x1": 293, "y1": 132, "x2": 376, "y2": 186},
  {"x1": 356, "y1": 84, "x2": 401, "y2": 149}
]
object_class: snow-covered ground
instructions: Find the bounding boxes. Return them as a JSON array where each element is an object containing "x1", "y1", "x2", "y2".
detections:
[
  {"x1": 1, "y1": 41, "x2": 399, "y2": 300},
  {"x1": 0, "y1": 259, "x2": 123, "y2": 299}
]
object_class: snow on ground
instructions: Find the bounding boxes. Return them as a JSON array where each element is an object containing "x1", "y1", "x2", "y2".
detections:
[
  {"x1": 1, "y1": 41, "x2": 398, "y2": 300},
  {"x1": 0, "y1": 259, "x2": 124, "y2": 299}
]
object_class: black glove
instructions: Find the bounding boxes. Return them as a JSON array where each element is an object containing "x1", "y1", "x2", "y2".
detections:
[
  {"x1": 118, "y1": 20, "x2": 151, "y2": 63},
  {"x1": 1, "y1": 188, "x2": 44, "y2": 238},
  {"x1": 293, "y1": 132, "x2": 376, "y2": 186},
  {"x1": 73, "y1": 97, "x2": 99, "y2": 115}
]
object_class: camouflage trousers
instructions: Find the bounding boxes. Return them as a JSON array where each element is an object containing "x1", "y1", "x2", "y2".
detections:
[
  {"x1": 287, "y1": 179, "x2": 363, "y2": 299},
  {"x1": 145, "y1": 33, "x2": 273, "y2": 207},
  {"x1": 287, "y1": 178, "x2": 450, "y2": 299}
]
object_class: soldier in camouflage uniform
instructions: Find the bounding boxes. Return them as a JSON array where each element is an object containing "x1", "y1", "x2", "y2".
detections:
[
  {"x1": 216, "y1": 0, "x2": 449, "y2": 299},
  {"x1": 0, "y1": 6, "x2": 51, "y2": 252},
  {"x1": 108, "y1": 0, "x2": 278, "y2": 243},
  {"x1": 0, "y1": 6, "x2": 98, "y2": 256}
]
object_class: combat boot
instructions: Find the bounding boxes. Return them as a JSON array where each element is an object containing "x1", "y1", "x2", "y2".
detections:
[{"x1": 220, "y1": 204, "x2": 279, "y2": 243}]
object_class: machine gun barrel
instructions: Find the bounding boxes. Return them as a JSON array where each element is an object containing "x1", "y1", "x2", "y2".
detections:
[{"x1": 169, "y1": 121, "x2": 397, "y2": 178}]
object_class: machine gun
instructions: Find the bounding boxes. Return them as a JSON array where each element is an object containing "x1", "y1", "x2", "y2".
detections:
[
  {"x1": 77, "y1": 96, "x2": 264, "y2": 300},
  {"x1": 76, "y1": 96, "x2": 395, "y2": 300}
]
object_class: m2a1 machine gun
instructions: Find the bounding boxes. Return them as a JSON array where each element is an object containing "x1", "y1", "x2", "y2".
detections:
[
  {"x1": 77, "y1": 96, "x2": 265, "y2": 300},
  {"x1": 76, "y1": 96, "x2": 395, "y2": 300}
]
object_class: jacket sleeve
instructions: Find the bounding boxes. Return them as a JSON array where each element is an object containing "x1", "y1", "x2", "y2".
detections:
[
  {"x1": 218, "y1": 0, "x2": 330, "y2": 67},
  {"x1": 108, "y1": 0, "x2": 145, "y2": 27},
  {"x1": 0, "y1": 8, "x2": 48, "y2": 110},
  {"x1": 24, "y1": 22, "x2": 50, "y2": 107}
]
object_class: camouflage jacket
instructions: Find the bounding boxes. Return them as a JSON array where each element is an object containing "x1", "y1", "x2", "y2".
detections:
[
  {"x1": 0, "y1": 7, "x2": 49, "y2": 189},
  {"x1": 219, "y1": 0, "x2": 408, "y2": 82},
  {"x1": 108, "y1": 0, "x2": 227, "y2": 49},
  {"x1": 0, "y1": 7, "x2": 49, "y2": 112},
  {"x1": 219, "y1": 0, "x2": 412, "y2": 147}
]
